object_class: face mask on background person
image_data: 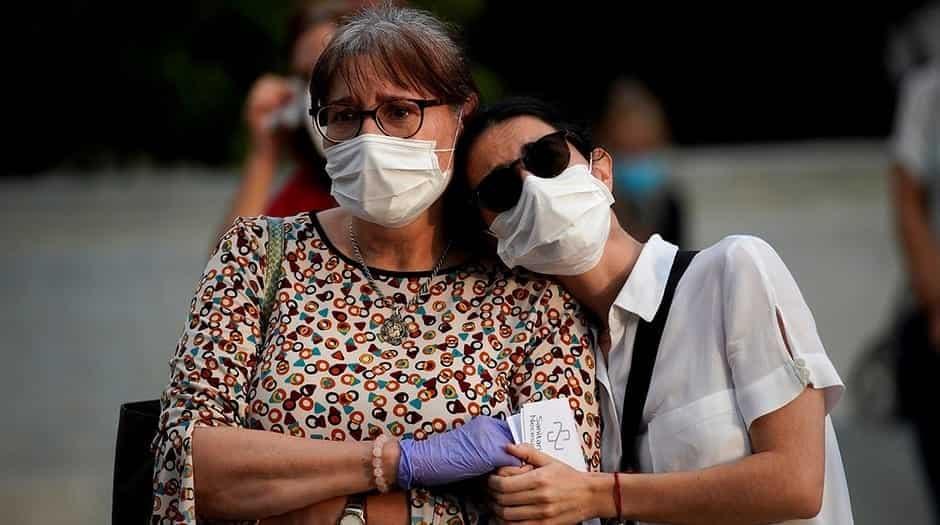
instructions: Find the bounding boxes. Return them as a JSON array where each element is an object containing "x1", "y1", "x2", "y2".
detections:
[
  {"x1": 612, "y1": 154, "x2": 668, "y2": 200},
  {"x1": 265, "y1": 77, "x2": 306, "y2": 130},
  {"x1": 324, "y1": 110, "x2": 462, "y2": 228},
  {"x1": 488, "y1": 161, "x2": 615, "y2": 275},
  {"x1": 264, "y1": 76, "x2": 326, "y2": 157}
]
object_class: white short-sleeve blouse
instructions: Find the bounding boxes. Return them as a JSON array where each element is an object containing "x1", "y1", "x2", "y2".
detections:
[{"x1": 595, "y1": 234, "x2": 854, "y2": 525}]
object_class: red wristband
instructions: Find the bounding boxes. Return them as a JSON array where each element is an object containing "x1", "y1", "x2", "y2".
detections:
[{"x1": 613, "y1": 472, "x2": 623, "y2": 521}]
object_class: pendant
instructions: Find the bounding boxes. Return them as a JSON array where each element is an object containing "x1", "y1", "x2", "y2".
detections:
[{"x1": 379, "y1": 311, "x2": 407, "y2": 345}]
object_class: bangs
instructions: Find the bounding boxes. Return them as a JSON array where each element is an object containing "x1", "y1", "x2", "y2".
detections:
[{"x1": 332, "y1": 44, "x2": 448, "y2": 103}]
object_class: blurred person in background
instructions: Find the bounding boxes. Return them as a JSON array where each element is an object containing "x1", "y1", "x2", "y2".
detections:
[
  {"x1": 890, "y1": 3, "x2": 940, "y2": 518},
  {"x1": 216, "y1": 1, "x2": 355, "y2": 242},
  {"x1": 152, "y1": 5, "x2": 600, "y2": 524},
  {"x1": 595, "y1": 78, "x2": 685, "y2": 245}
]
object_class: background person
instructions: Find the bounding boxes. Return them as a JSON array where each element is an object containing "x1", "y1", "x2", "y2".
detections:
[
  {"x1": 594, "y1": 78, "x2": 685, "y2": 245},
  {"x1": 217, "y1": 1, "x2": 355, "y2": 244}
]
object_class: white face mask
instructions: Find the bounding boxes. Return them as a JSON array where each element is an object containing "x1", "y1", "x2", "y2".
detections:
[
  {"x1": 324, "y1": 112, "x2": 461, "y2": 228},
  {"x1": 488, "y1": 162, "x2": 614, "y2": 275}
]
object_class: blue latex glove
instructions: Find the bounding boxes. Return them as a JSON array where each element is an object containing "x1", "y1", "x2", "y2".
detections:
[{"x1": 397, "y1": 415, "x2": 521, "y2": 488}]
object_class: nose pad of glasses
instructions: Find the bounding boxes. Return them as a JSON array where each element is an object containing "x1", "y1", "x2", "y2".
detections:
[{"x1": 359, "y1": 117, "x2": 383, "y2": 136}]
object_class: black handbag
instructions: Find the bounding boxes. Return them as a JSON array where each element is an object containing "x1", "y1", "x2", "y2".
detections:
[
  {"x1": 112, "y1": 217, "x2": 285, "y2": 523},
  {"x1": 113, "y1": 399, "x2": 162, "y2": 524}
]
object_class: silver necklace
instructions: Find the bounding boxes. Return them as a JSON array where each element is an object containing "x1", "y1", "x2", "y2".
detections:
[{"x1": 348, "y1": 220, "x2": 452, "y2": 345}]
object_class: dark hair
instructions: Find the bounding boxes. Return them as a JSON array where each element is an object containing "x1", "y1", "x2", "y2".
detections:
[
  {"x1": 308, "y1": 4, "x2": 478, "y2": 108},
  {"x1": 447, "y1": 97, "x2": 597, "y2": 238}
]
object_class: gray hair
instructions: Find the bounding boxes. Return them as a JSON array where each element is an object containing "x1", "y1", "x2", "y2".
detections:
[{"x1": 309, "y1": 3, "x2": 478, "y2": 107}]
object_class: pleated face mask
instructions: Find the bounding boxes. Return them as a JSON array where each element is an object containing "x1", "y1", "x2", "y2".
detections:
[
  {"x1": 488, "y1": 162, "x2": 615, "y2": 275},
  {"x1": 324, "y1": 112, "x2": 461, "y2": 229}
]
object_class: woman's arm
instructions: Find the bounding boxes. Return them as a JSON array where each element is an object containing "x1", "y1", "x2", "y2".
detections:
[
  {"x1": 153, "y1": 218, "x2": 400, "y2": 522},
  {"x1": 892, "y1": 164, "x2": 940, "y2": 348},
  {"x1": 192, "y1": 427, "x2": 401, "y2": 520},
  {"x1": 211, "y1": 414, "x2": 516, "y2": 521},
  {"x1": 892, "y1": 164, "x2": 940, "y2": 309},
  {"x1": 490, "y1": 386, "x2": 826, "y2": 525},
  {"x1": 260, "y1": 491, "x2": 409, "y2": 525},
  {"x1": 254, "y1": 413, "x2": 520, "y2": 525}
]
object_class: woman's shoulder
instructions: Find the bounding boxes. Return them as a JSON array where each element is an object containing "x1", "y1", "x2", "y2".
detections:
[
  {"x1": 213, "y1": 215, "x2": 269, "y2": 256},
  {"x1": 693, "y1": 235, "x2": 811, "y2": 317},
  {"x1": 693, "y1": 235, "x2": 787, "y2": 286},
  {"x1": 213, "y1": 212, "x2": 321, "y2": 257},
  {"x1": 475, "y1": 262, "x2": 591, "y2": 326},
  {"x1": 278, "y1": 211, "x2": 319, "y2": 241}
]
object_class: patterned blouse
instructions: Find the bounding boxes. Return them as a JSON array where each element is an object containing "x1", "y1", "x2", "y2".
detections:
[{"x1": 151, "y1": 212, "x2": 601, "y2": 524}]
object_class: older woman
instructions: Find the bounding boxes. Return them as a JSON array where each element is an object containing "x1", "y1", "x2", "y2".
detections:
[{"x1": 150, "y1": 7, "x2": 600, "y2": 525}]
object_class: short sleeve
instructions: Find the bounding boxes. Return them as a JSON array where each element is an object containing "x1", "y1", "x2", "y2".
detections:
[
  {"x1": 150, "y1": 216, "x2": 270, "y2": 524},
  {"x1": 892, "y1": 67, "x2": 940, "y2": 177},
  {"x1": 721, "y1": 236, "x2": 844, "y2": 430},
  {"x1": 506, "y1": 281, "x2": 602, "y2": 472}
]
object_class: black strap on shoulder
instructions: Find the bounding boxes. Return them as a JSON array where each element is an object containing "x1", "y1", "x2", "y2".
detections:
[{"x1": 619, "y1": 250, "x2": 698, "y2": 474}]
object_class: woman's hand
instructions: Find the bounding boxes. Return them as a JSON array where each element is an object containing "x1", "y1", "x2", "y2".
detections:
[
  {"x1": 397, "y1": 415, "x2": 521, "y2": 488},
  {"x1": 244, "y1": 73, "x2": 296, "y2": 156},
  {"x1": 488, "y1": 444, "x2": 603, "y2": 525}
]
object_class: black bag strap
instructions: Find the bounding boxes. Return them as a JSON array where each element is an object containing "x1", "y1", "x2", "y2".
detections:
[{"x1": 619, "y1": 250, "x2": 698, "y2": 473}]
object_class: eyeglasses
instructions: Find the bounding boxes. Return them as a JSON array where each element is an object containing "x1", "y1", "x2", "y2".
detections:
[
  {"x1": 473, "y1": 130, "x2": 580, "y2": 212},
  {"x1": 309, "y1": 98, "x2": 447, "y2": 143}
]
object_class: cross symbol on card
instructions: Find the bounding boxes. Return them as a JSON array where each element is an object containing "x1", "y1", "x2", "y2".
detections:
[{"x1": 547, "y1": 421, "x2": 570, "y2": 451}]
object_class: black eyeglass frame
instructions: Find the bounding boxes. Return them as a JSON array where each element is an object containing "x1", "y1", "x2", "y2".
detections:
[
  {"x1": 308, "y1": 98, "x2": 447, "y2": 143},
  {"x1": 471, "y1": 130, "x2": 586, "y2": 212}
]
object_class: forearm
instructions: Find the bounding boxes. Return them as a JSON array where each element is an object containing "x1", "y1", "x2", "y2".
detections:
[
  {"x1": 588, "y1": 451, "x2": 822, "y2": 525},
  {"x1": 261, "y1": 491, "x2": 410, "y2": 525},
  {"x1": 192, "y1": 426, "x2": 400, "y2": 520},
  {"x1": 892, "y1": 164, "x2": 940, "y2": 308}
]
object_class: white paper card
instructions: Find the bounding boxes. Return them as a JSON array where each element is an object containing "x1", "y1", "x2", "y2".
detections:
[
  {"x1": 513, "y1": 397, "x2": 587, "y2": 471},
  {"x1": 507, "y1": 412, "x2": 523, "y2": 444}
]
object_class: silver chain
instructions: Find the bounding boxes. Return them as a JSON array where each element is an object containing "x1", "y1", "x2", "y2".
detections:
[{"x1": 348, "y1": 219, "x2": 452, "y2": 316}]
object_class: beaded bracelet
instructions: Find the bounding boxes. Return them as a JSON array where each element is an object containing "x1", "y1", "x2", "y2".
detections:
[{"x1": 372, "y1": 434, "x2": 390, "y2": 493}]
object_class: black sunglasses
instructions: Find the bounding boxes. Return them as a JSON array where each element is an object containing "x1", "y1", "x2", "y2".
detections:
[{"x1": 472, "y1": 130, "x2": 578, "y2": 212}]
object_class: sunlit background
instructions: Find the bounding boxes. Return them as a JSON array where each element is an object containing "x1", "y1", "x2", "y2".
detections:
[{"x1": 3, "y1": 1, "x2": 939, "y2": 523}]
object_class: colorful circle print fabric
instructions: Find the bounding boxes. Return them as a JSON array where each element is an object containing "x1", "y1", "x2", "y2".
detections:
[{"x1": 151, "y1": 213, "x2": 601, "y2": 524}]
